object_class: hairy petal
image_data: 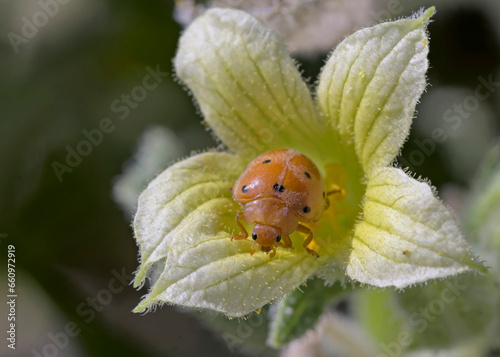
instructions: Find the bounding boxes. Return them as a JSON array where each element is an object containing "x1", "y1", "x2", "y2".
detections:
[
  {"x1": 347, "y1": 167, "x2": 485, "y2": 288},
  {"x1": 134, "y1": 209, "x2": 320, "y2": 316},
  {"x1": 317, "y1": 8, "x2": 434, "y2": 175},
  {"x1": 133, "y1": 151, "x2": 245, "y2": 287},
  {"x1": 175, "y1": 8, "x2": 332, "y2": 164}
]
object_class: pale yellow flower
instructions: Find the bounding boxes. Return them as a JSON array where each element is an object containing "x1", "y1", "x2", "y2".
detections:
[{"x1": 132, "y1": 7, "x2": 484, "y2": 317}]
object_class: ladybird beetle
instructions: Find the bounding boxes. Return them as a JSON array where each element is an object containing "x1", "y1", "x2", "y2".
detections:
[{"x1": 231, "y1": 149, "x2": 329, "y2": 258}]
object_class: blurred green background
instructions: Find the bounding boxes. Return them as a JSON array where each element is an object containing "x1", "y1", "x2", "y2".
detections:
[{"x1": 1, "y1": 0, "x2": 500, "y2": 356}]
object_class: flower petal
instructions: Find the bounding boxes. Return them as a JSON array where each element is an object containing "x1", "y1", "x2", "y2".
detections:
[
  {"x1": 134, "y1": 203, "x2": 320, "y2": 316},
  {"x1": 175, "y1": 8, "x2": 331, "y2": 163},
  {"x1": 133, "y1": 151, "x2": 245, "y2": 288},
  {"x1": 317, "y1": 8, "x2": 434, "y2": 175},
  {"x1": 347, "y1": 167, "x2": 485, "y2": 288}
]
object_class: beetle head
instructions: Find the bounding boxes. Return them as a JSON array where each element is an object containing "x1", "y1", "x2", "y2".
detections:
[{"x1": 251, "y1": 224, "x2": 281, "y2": 252}]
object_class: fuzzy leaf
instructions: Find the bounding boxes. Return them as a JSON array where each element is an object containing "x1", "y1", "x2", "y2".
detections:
[
  {"x1": 347, "y1": 167, "x2": 485, "y2": 288},
  {"x1": 317, "y1": 8, "x2": 434, "y2": 175}
]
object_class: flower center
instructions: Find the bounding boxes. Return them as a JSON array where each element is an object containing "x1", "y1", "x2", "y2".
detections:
[
  {"x1": 322, "y1": 163, "x2": 348, "y2": 226},
  {"x1": 304, "y1": 161, "x2": 365, "y2": 256}
]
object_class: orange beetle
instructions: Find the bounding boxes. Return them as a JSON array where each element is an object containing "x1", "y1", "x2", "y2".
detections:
[{"x1": 231, "y1": 149, "x2": 327, "y2": 258}]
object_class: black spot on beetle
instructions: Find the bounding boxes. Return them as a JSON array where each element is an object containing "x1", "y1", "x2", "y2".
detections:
[
  {"x1": 276, "y1": 235, "x2": 281, "y2": 242},
  {"x1": 303, "y1": 206, "x2": 311, "y2": 213},
  {"x1": 252, "y1": 233, "x2": 257, "y2": 240},
  {"x1": 242, "y1": 185, "x2": 248, "y2": 193},
  {"x1": 304, "y1": 172, "x2": 311, "y2": 179},
  {"x1": 274, "y1": 184, "x2": 285, "y2": 192},
  {"x1": 263, "y1": 159, "x2": 271, "y2": 163}
]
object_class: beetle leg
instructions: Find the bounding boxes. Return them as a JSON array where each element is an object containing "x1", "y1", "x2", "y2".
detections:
[
  {"x1": 231, "y1": 212, "x2": 249, "y2": 241},
  {"x1": 324, "y1": 186, "x2": 345, "y2": 210},
  {"x1": 269, "y1": 246, "x2": 276, "y2": 259},
  {"x1": 324, "y1": 196, "x2": 330, "y2": 210},
  {"x1": 275, "y1": 235, "x2": 294, "y2": 254},
  {"x1": 326, "y1": 186, "x2": 345, "y2": 199},
  {"x1": 297, "y1": 224, "x2": 319, "y2": 258},
  {"x1": 250, "y1": 245, "x2": 256, "y2": 256},
  {"x1": 275, "y1": 241, "x2": 292, "y2": 249},
  {"x1": 326, "y1": 187, "x2": 342, "y2": 195},
  {"x1": 281, "y1": 235, "x2": 294, "y2": 249}
]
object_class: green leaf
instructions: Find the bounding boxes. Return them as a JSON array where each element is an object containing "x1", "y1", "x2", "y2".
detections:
[
  {"x1": 133, "y1": 151, "x2": 246, "y2": 288},
  {"x1": 268, "y1": 278, "x2": 345, "y2": 348},
  {"x1": 174, "y1": 8, "x2": 334, "y2": 165},
  {"x1": 347, "y1": 167, "x2": 485, "y2": 288},
  {"x1": 193, "y1": 307, "x2": 274, "y2": 355},
  {"x1": 317, "y1": 7, "x2": 434, "y2": 175}
]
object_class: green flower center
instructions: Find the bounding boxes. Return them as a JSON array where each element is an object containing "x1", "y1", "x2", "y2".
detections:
[{"x1": 304, "y1": 159, "x2": 365, "y2": 258}]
